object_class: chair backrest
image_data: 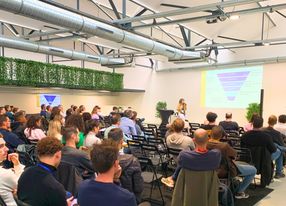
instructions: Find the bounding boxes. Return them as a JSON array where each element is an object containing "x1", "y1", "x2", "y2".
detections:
[
  {"x1": 189, "y1": 123, "x2": 201, "y2": 130},
  {"x1": 233, "y1": 147, "x2": 253, "y2": 164},
  {"x1": 132, "y1": 135, "x2": 147, "y2": 143},
  {"x1": 172, "y1": 169, "x2": 219, "y2": 206},
  {"x1": 143, "y1": 128, "x2": 156, "y2": 138},
  {"x1": 16, "y1": 144, "x2": 37, "y2": 167},
  {"x1": 55, "y1": 161, "x2": 83, "y2": 196},
  {"x1": 127, "y1": 140, "x2": 143, "y2": 157},
  {"x1": 167, "y1": 147, "x2": 182, "y2": 157}
]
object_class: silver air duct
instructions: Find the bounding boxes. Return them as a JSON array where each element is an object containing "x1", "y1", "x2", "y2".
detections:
[
  {"x1": 0, "y1": 0, "x2": 204, "y2": 61},
  {"x1": 0, "y1": 35, "x2": 127, "y2": 65}
]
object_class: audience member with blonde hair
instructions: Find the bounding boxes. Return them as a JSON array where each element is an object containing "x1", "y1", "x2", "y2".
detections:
[
  {"x1": 166, "y1": 118, "x2": 195, "y2": 150},
  {"x1": 176, "y1": 98, "x2": 187, "y2": 118},
  {"x1": 47, "y1": 120, "x2": 62, "y2": 141}
]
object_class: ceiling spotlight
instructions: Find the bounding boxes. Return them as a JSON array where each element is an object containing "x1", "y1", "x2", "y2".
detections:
[
  {"x1": 263, "y1": 42, "x2": 270, "y2": 46},
  {"x1": 229, "y1": 15, "x2": 240, "y2": 20}
]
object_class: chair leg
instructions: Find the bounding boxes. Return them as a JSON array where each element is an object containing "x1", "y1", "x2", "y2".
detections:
[{"x1": 156, "y1": 180, "x2": 165, "y2": 205}]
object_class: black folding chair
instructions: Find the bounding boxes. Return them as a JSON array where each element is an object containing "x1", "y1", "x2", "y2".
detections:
[
  {"x1": 127, "y1": 140, "x2": 143, "y2": 158},
  {"x1": 166, "y1": 147, "x2": 182, "y2": 172},
  {"x1": 147, "y1": 124, "x2": 158, "y2": 136},
  {"x1": 147, "y1": 138, "x2": 167, "y2": 154},
  {"x1": 141, "y1": 143, "x2": 168, "y2": 176},
  {"x1": 143, "y1": 128, "x2": 156, "y2": 139},
  {"x1": 138, "y1": 157, "x2": 164, "y2": 206},
  {"x1": 132, "y1": 135, "x2": 147, "y2": 143}
]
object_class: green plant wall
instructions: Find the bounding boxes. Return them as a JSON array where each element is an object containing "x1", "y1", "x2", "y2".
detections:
[{"x1": 0, "y1": 56, "x2": 123, "y2": 91}]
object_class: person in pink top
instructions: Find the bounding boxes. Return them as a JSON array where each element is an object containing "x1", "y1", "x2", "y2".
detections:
[
  {"x1": 24, "y1": 115, "x2": 46, "y2": 142},
  {"x1": 91, "y1": 105, "x2": 101, "y2": 120},
  {"x1": 244, "y1": 113, "x2": 260, "y2": 132}
]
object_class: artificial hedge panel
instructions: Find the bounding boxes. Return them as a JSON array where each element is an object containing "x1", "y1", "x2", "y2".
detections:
[{"x1": 0, "y1": 56, "x2": 123, "y2": 91}]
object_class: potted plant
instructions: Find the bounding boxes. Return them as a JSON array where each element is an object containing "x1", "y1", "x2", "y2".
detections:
[
  {"x1": 246, "y1": 103, "x2": 260, "y2": 121},
  {"x1": 155, "y1": 101, "x2": 167, "y2": 118}
]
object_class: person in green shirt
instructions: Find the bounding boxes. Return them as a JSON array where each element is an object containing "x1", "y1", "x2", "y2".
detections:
[{"x1": 65, "y1": 114, "x2": 85, "y2": 148}]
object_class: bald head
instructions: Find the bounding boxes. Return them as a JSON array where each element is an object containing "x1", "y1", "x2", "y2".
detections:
[{"x1": 194, "y1": 128, "x2": 209, "y2": 146}]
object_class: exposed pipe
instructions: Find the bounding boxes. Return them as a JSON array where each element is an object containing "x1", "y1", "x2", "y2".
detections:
[
  {"x1": 157, "y1": 56, "x2": 286, "y2": 72},
  {"x1": 0, "y1": 0, "x2": 203, "y2": 61},
  {"x1": 0, "y1": 35, "x2": 128, "y2": 65}
]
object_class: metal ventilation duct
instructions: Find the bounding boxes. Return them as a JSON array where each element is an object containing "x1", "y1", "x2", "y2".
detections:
[
  {"x1": 0, "y1": 35, "x2": 127, "y2": 65},
  {"x1": 0, "y1": 0, "x2": 204, "y2": 61}
]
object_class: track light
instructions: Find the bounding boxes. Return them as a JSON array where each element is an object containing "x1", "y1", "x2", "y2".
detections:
[{"x1": 229, "y1": 15, "x2": 240, "y2": 20}]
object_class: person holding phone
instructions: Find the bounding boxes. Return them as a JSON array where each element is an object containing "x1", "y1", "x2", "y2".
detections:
[
  {"x1": 0, "y1": 134, "x2": 25, "y2": 206},
  {"x1": 177, "y1": 98, "x2": 187, "y2": 119}
]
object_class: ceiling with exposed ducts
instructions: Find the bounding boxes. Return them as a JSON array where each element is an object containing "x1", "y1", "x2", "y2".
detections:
[{"x1": 0, "y1": 0, "x2": 286, "y2": 70}]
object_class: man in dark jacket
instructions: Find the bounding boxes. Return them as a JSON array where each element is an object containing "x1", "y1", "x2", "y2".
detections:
[
  {"x1": 17, "y1": 137, "x2": 73, "y2": 206},
  {"x1": 242, "y1": 116, "x2": 284, "y2": 179},
  {"x1": 0, "y1": 114, "x2": 24, "y2": 153},
  {"x1": 11, "y1": 111, "x2": 29, "y2": 144},
  {"x1": 108, "y1": 128, "x2": 143, "y2": 203},
  {"x1": 61, "y1": 126, "x2": 95, "y2": 180}
]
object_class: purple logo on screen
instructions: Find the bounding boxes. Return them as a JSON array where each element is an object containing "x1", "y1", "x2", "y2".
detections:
[
  {"x1": 217, "y1": 71, "x2": 250, "y2": 101},
  {"x1": 44, "y1": 95, "x2": 56, "y2": 105}
]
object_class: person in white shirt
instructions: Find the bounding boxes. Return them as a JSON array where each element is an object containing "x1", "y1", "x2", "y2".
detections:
[
  {"x1": 0, "y1": 135, "x2": 24, "y2": 206},
  {"x1": 24, "y1": 115, "x2": 46, "y2": 142},
  {"x1": 274, "y1": 114, "x2": 286, "y2": 136},
  {"x1": 84, "y1": 119, "x2": 101, "y2": 148}
]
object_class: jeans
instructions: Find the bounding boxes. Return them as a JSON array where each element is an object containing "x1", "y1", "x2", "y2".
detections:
[
  {"x1": 271, "y1": 148, "x2": 284, "y2": 175},
  {"x1": 235, "y1": 162, "x2": 257, "y2": 193}
]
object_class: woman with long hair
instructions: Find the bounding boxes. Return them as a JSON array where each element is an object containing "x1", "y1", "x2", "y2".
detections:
[
  {"x1": 24, "y1": 115, "x2": 46, "y2": 141},
  {"x1": 47, "y1": 120, "x2": 62, "y2": 141}
]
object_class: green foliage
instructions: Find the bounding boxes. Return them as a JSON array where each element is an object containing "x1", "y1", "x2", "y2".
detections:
[
  {"x1": 246, "y1": 103, "x2": 260, "y2": 121},
  {"x1": 0, "y1": 56, "x2": 123, "y2": 91},
  {"x1": 156, "y1": 101, "x2": 167, "y2": 118}
]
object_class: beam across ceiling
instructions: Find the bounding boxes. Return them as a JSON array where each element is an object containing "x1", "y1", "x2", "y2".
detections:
[
  {"x1": 113, "y1": 0, "x2": 266, "y2": 24},
  {"x1": 132, "y1": 3, "x2": 286, "y2": 29},
  {"x1": 186, "y1": 37, "x2": 286, "y2": 50}
]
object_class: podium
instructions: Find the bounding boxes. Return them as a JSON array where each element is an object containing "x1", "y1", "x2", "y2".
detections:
[{"x1": 159, "y1": 109, "x2": 174, "y2": 127}]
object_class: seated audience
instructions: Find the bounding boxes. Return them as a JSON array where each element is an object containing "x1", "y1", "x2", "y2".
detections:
[
  {"x1": 201, "y1": 112, "x2": 218, "y2": 131},
  {"x1": 61, "y1": 126, "x2": 94, "y2": 179},
  {"x1": 47, "y1": 120, "x2": 62, "y2": 141},
  {"x1": 166, "y1": 118, "x2": 195, "y2": 150},
  {"x1": 65, "y1": 114, "x2": 85, "y2": 147},
  {"x1": 77, "y1": 105, "x2": 86, "y2": 115},
  {"x1": 0, "y1": 107, "x2": 5, "y2": 115},
  {"x1": 110, "y1": 106, "x2": 119, "y2": 116},
  {"x1": 17, "y1": 137, "x2": 73, "y2": 206},
  {"x1": 45, "y1": 105, "x2": 52, "y2": 121},
  {"x1": 11, "y1": 111, "x2": 28, "y2": 144},
  {"x1": 264, "y1": 115, "x2": 286, "y2": 151},
  {"x1": 5, "y1": 105, "x2": 14, "y2": 122},
  {"x1": 78, "y1": 140, "x2": 137, "y2": 206},
  {"x1": 91, "y1": 105, "x2": 102, "y2": 120},
  {"x1": 131, "y1": 111, "x2": 143, "y2": 136},
  {"x1": 0, "y1": 135, "x2": 24, "y2": 206},
  {"x1": 244, "y1": 113, "x2": 259, "y2": 132},
  {"x1": 65, "y1": 108, "x2": 73, "y2": 120},
  {"x1": 242, "y1": 116, "x2": 284, "y2": 179},
  {"x1": 40, "y1": 104, "x2": 47, "y2": 118},
  {"x1": 0, "y1": 114, "x2": 24, "y2": 152},
  {"x1": 274, "y1": 114, "x2": 286, "y2": 136},
  {"x1": 219, "y1": 113, "x2": 239, "y2": 132},
  {"x1": 120, "y1": 110, "x2": 137, "y2": 136},
  {"x1": 162, "y1": 129, "x2": 221, "y2": 188},
  {"x1": 24, "y1": 115, "x2": 46, "y2": 142},
  {"x1": 208, "y1": 126, "x2": 256, "y2": 199},
  {"x1": 84, "y1": 119, "x2": 101, "y2": 148},
  {"x1": 104, "y1": 114, "x2": 130, "y2": 142},
  {"x1": 58, "y1": 104, "x2": 66, "y2": 118},
  {"x1": 108, "y1": 128, "x2": 144, "y2": 203},
  {"x1": 82, "y1": 112, "x2": 92, "y2": 123},
  {"x1": 50, "y1": 106, "x2": 61, "y2": 121}
]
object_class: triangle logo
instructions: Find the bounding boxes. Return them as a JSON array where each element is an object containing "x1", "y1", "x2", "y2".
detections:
[
  {"x1": 216, "y1": 71, "x2": 250, "y2": 101},
  {"x1": 44, "y1": 95, "x2": 56, "y2": 105}
]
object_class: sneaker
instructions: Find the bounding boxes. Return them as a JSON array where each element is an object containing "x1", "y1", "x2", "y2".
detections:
[
  {"x1": 161, "y1": 177, "x2": 174, "y2": 188},
  {"x1": 235, "y1": 192, "x2": 249, "y2": 199},
  {"x1": 274, "y1": 173, "x2": 286, "y2": 179}
]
